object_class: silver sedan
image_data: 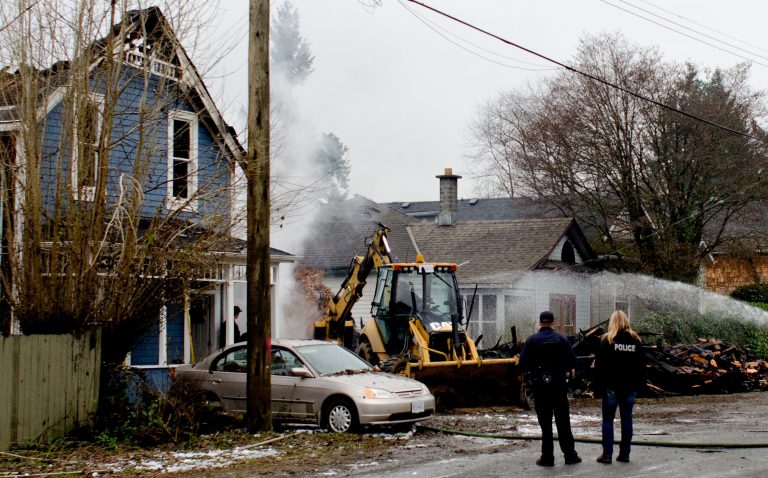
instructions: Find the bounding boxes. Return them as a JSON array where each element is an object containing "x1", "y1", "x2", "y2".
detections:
[{"x1": 173, "y1": 339, "x2": 435, "y2": 433}]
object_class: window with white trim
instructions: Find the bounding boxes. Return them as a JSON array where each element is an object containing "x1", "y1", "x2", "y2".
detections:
[
  {"x1": 167, "y1": 110, "x2": 198, "y2": 209},
  {"x1": 73, "y1": 93, "x2": 104, "y2": 201}
]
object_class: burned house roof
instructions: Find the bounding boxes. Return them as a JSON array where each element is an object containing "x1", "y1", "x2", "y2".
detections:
[{"x1": 300, "y1": 195, "x2": 421, "y2": 272}]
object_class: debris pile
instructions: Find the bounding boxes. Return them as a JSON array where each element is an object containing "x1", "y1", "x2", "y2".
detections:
[
  {"x1": 568, "y1": 321, "x2": 768, "y2": 396},
  {"x1": 642, "y1": 338, "x2": 768, "y2": 396}
]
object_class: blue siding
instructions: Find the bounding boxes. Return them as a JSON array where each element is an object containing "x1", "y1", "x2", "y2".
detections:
[
  {"x1": 166, "y1": 302, "x2": 184, "y2": 364},
  {"x1": 131, "y1": 319, "x2": 159, "y2": 366},
  {"x1": 34, "y1": 65, "x2": 238, "y2": 367}
]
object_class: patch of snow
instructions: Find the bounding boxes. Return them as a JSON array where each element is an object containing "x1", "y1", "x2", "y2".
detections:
[
  {"x1": 103, "y1": 446, "x2": 280, "y2": 474},
  {"x1": 346, "y1": 461, "x2": 380, "y2": 469}
]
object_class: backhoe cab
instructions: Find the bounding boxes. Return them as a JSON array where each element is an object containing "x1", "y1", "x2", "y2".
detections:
[{"x1": 365, "y1": 259, "x2": 467, "y2": 365}]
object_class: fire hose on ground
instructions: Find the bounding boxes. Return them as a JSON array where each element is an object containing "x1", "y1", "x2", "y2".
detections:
[{"x1": 416, "y1": 424, "x2": 768, "y2": 449}]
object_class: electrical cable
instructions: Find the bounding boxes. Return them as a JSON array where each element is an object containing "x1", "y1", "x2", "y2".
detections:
[
  {"x1": 417, "y1": 424, "x2": 768, "y2": 449},
  {"x1": 599, "y1": 0, "x2": 768, "y2": 69},
  {"x1": 402, "y1": 1, "x2": 768, "y2": 272},
  {"x1": 634, "y1": 0, "x2": 768, "y2": 57},
  {"x1": 397, "y1": 0, "x2": 555, "y2": 72},
  {"x1": 404, "y1": 0, "x2": 765, "y2": 145}
]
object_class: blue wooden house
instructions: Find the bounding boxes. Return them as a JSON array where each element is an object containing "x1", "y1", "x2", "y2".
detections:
[{"x1": 0, "y1": 8, "x2": 296, "y2": 379}]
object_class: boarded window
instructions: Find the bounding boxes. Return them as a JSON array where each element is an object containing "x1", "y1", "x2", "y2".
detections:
[{"x1": 549, "y1": 293, "x2": 576, "y2": 336}]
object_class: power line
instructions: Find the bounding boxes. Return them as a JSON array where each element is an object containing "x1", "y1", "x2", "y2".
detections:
[
  {"x1": 634, "y1": 0, "x2": 768, "y2": 57},
  {"x1": 599, "y1": 0, "x2": 768, "y2": 69},
  {"x1": 397, "y1": 0, "x2": 555, "y2": 72},
  {"x1": 404, "y1": 0, "x2": 766, "y2": 145},
  {"x1": 401, "y1": 1, "x2": 768, "y2": 271}
]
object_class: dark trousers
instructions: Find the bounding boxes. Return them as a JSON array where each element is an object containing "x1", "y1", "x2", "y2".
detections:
[
  {"x1": 601, "y1": 388, "x2": 636, "y2": 457},
  {"x1": 533, "y1": 384, "x2": 577, "y2": 459}
]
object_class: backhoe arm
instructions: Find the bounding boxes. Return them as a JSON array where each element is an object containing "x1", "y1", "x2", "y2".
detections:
[{"x1": 313, "y1": 224, "x2": 393, "y2": 348}]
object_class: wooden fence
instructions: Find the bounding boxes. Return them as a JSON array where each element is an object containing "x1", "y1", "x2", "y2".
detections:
[{"x1": 0, "y1": 329, "x2": 101, "y2": 451}]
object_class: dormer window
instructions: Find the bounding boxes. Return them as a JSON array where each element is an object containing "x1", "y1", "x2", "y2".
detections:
[
  {"x1": 167, "y1": 110, "x2": 198, "y2": 210},
  {"x1": 561, "y1": 241, "x2": 575, "y2": 264}
]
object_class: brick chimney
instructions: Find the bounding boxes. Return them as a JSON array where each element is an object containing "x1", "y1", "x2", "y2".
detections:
[{"x1": 436, "y1": 167, "x2": 461, "y2": 226}]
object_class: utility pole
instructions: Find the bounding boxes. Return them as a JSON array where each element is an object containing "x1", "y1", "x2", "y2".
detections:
[{"x1": 246, "y1": 0, "x2": 271, "y2": 432}]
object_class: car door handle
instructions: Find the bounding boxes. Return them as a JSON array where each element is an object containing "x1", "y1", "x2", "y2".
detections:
[{"x1": 212, "y1": 378, "x2": 221, "y2": 384}]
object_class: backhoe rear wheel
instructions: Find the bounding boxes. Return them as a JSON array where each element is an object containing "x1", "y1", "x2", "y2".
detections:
[
  {"x1": 356, "y1": 339, "x2": 378, "y2": 366},
  {"x1": 380, "y1": 355, "x2": 409, "y2": 376}
]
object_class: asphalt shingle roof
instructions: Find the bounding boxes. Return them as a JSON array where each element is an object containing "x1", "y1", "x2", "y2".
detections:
[
  {"x1": 387, "y1": 197, "x2": 564, "y2": 221},
  {"x1": 408, "y1": 218, "x2": 580, "y2": 283}
]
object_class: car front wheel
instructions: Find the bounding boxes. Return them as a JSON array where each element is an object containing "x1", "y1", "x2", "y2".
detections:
[{"x1": 323, "y1": 398, "x2": 359, "y2": 433}]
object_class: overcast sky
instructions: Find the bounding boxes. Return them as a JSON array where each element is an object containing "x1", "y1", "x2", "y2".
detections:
[{"x1": 202, "y1": 0, "x2": 768, "y2": 205}]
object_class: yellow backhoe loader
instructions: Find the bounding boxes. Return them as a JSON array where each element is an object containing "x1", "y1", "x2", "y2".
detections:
[{"x1": 313, "y1": 224, "x2": 520, "y2": 406}]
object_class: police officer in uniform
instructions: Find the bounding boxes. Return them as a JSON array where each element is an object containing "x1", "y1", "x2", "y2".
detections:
[
  {"x1": 519, "y1": 311, "x2": 581, "y2": 467},
  {"x1": 594, "y1": 310, "x2": 645, "y2": 464}
]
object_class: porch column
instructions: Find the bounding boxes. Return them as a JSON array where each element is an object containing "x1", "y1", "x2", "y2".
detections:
[
  {"x1": 225, "y1": 264, "x2": 235, "y2": 345},
  {"x1": 183, "y1": 292, "x2": 191, "y2": 363},
  {"x1": 158, "y1": 305, "x2": 167, "y2": 365}
]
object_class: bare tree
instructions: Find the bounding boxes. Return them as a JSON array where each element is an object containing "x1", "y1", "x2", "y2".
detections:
[
  {"x1": 468, "y1": 33, "x2": 768, "y2": 282},
  {"x1": 0, "y1": 1, "x2": 244, "y2": 364}
]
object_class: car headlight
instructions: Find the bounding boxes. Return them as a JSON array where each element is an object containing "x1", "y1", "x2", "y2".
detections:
[{"x1": 364, "y1": 387, "x2": 393, "y2": 399}]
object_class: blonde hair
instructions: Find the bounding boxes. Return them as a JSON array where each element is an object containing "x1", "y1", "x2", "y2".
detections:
[{"x1": 603, "y1": 310, "x2": 640, "y2": 344}]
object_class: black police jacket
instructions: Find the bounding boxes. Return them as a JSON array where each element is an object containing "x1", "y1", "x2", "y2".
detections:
[
  {"x1": 594, "y1": 330, "x2": 645, "y2": 394},
  {"x1": 519, "y1": 326, "x2": 577, "y2": 385}
]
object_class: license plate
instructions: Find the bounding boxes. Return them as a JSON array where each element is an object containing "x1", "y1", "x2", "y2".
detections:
[{"x1": 411, "y1": 401, "x2": 425, "y2": 413}]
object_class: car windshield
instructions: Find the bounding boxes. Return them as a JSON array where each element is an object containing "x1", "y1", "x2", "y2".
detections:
[{"x1": 297, "y1": 344, "x2": 374, "y2": 376}]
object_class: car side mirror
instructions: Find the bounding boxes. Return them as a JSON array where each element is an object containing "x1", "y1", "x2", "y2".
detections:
[{"x1": 290, "y1": 367, "x2": 313, "y2": 378}]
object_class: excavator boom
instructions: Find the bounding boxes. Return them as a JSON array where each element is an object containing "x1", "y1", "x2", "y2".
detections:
[{"x1": 313, "y1": 224, "x2": 392, "y2": 348}]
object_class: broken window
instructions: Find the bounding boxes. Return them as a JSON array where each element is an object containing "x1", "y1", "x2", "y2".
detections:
[{"x1": 468, "y1": 294, "x2": 499, "y2": 347}]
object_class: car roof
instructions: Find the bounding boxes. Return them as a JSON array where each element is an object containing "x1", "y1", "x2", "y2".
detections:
[
  {"x1": 273, "y1": 338, "x2": 335, "y2": 348},
  {"x1": 223, "y1": 338, "x2": 336, "y2": 351}
]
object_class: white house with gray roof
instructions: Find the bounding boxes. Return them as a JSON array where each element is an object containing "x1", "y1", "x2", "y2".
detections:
[{"x1": 301, "y1": 169, "x2": 600, "y2": 346}]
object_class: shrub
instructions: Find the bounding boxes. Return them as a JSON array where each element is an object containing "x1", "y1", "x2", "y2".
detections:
[
  {"x1": 731, "y1": 283, "x2": 768, "y2": 304},
  {"x1": 634, "y1": 311, "x2": 768, "y2": 359},
  {"x1": 89, "y1": 366, "x2": 230, "y2": 446}
]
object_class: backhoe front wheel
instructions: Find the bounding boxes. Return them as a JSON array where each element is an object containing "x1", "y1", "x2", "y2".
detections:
[
  {"x1": 380, "y1": 355, "x2": 409, "y2": 376},
  {"x1": 323, "y1": 398, "x2": 359, "y2": 433},
  {"x1": 356, "y1": 339, "x2": 378, "y2": 366}
]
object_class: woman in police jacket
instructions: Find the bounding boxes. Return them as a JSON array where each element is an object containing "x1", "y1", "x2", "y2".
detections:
[{"x1": 594, "y1": 310, "x2": 645, "y2": 465}]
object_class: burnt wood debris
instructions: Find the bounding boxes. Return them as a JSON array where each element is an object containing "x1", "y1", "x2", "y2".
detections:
[
  {"x1": 572, "y1": 324, "x2": 768, "y2": 396},
  {"x1": 480, "y1": 323, "x2": 768, "y2": 397}
]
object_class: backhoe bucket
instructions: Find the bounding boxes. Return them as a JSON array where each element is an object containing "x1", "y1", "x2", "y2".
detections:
[{"x1": 406, "y1": 357, "x2": 520, "y2": 409}]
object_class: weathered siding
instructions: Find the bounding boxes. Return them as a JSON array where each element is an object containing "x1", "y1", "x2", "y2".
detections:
[
  {"x1": 463, "y1": 271, "x2": 592, "y2": 345},
  {"x1": 703, "y1": 256, "x2": 768, "y2": 296},
  {"x1": 0, "y1": 330, "x2": 101, "y2": 451}
]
